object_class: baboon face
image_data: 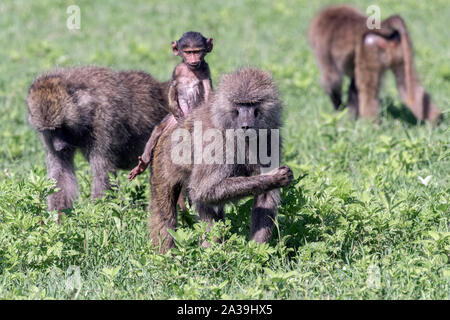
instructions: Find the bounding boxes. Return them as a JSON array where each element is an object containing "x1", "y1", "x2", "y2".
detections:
[
  {"x1": 172, "y1": 31, "x2": 213, "y2": 70},
  {"x1": 212, "y1": 68, "x2": 281, "y2": 131},
  {"x1": 230, "y1": 102, "x2": 260, "y2": 130}
]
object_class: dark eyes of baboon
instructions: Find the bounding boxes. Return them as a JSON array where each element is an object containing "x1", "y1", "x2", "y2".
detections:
[
  {"x1": 183, "y1": 49, "x2": 204, "y2": 55},
  {"x1": 233, "y1": 104, "x2": 260, "y2": 129}
]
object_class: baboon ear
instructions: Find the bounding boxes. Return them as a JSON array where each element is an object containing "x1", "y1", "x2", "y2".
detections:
[
  {"x1": 172, "y1": 41, "x2": 179, "y2": 55},
  {"x1": 206, "y1": 38, "x2": 213, "y2": 52}
]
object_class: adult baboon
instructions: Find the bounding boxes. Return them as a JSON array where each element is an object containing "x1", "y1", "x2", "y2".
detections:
[
  {"x1": 149, "y1": 68, "x2": 294, "y2": 253},
  {"x1": 308, "y1": 5, "x2": 442, "y2": 122},
  {"x1": 27, "y1": 66, "x2": 169, "y2": 218}
]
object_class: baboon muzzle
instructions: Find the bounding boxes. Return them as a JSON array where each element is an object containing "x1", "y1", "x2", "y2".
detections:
[{"x1": 236, "y1": 106, "x2": 257, "y2": 129}]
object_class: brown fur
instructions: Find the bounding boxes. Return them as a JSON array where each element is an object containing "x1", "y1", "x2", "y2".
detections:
[
  {"x1": 27, "y1": 66, "x2": 169, "y2": 218},
  {"x1": 308, "y1": 5, "x2": 442, "y2": 123},
  {"x1": 128, "y1": 31, "x2": 213, "y2": 180},
  {"x1": 148, "y1": 68, "x2": 293, "y2": 253}
]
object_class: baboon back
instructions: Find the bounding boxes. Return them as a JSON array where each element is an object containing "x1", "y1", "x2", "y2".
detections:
[{"x1": 27, "y1": 66, "x2": 169, "y2": 169}]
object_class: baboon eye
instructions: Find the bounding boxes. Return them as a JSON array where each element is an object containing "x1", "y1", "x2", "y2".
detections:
[
  {"x1": 236, "y1": 102, "x2": 260, "y2": 107},
  {"x1": 254, "y1": 108, "x2": 259, "y2": 117},
  {"x1": 234, "y1": 109, "x2": 239, "y2": 116}
]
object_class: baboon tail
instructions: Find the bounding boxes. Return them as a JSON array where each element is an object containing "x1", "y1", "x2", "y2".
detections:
[{"x1": 27, "y1": 74, "x2": 71, "y2": 130}]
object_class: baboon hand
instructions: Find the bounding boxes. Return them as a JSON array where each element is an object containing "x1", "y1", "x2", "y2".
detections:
[
  {"x1": 269, "y1": 165, "x2": 294, "y2": 188},
  {"x1": 128, "y1": 156, "x2": 148, "y2": 180}
]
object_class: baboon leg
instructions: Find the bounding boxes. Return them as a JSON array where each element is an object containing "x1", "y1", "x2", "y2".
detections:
[
  {"x1": 141, "y1": 118, "x2": 170, "y2": 164},
  {"x1": 318, "y1": 56, "x2": 343, "y2": 109},
  {"x1": 196, "y1": 202, "x2": 225, "y2": 247},
  {"x1": 355, "y1": 44, "x2": 384, "y2": 119},
  {"x1": 197, "y1": 202, "x2": 225, "y2": 224},
  {"x1": 177, "y1": 195, "x2": 187, "y2": 212},
  {"x1": 45, "y1": 148, "x2": 78, "y2": 214},
  {"x1": 140, "y1": 127, "x2": 161, "y2": 164},
  {"x1": 392, "y1": 65, "x2": 440, "y2": 122},
  {"x1": 41, "y1": 132, "x2": 78, "y2": 216},
  {"x1": 392, "y1": 64, "x2": 423, "y2": 120},
  {"x1": 149, "y1": 180, "x2": 180, "y2": 253},
  {"x1": 422, "y1": 92, "x2": 443, "y2": 124},
  {"x1": 347, "y1": 77, "x2": 359, "y2": 118},
  {"x1": 250, "y1": 189, "x2": 280, "y2": 243},
  {"x1": 355, "y1": 67, "x2": 382, "y2": 118},
  {"x1": 89, "y1": 153, "x2": 116, "y2": 200},
  {"x1": 327, "y1": 78, "x2": 343, "y2": 110}
]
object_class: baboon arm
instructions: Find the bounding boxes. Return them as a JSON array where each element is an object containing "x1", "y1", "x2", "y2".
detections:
[
  {"x1": 140, "y1": 133, "x2": 156, "y2": 164},
  {"x1": 202, "y1": 78, "x2": 213, "y2": 103},
  {"x1": 190, "y1": 173, "x2": 278, "y2": 205},
  {"x1": 89, "y1": 153, "x2": 116, "y2": 199},
  {"x1": 168, "y1": 82, "x2": 184, "y2": 122},
  {"x1": 128, "y1": 156, "x2": 149, "y2": 180}
]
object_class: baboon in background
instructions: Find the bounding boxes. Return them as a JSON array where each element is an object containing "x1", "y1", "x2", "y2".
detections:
[
  {"x1": 129, "y1": 31, "x2": 214, "y2": 180},
  {"x1": 27, "y1": 66, "x2": 169, "y2": 218},
  {"x1": 149, "y1": 68, "x2": 294, "y2": 253},
  {"x1": 308, "y1": 5, "x2": 442, "y2": 122}
]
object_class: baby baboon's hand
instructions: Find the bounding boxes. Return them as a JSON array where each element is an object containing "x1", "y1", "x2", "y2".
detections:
[
  {"x1": 128, "y1": 156, "x2": 148, "y2": 180},
  {"x1": 128, "y1": 166, "x2": 140, "y2": 180},
  {"x1": 270, "y1": 165, "x2": 294, "y2": 188}
]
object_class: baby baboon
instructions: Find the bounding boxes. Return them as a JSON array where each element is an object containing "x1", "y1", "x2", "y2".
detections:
[
  {"x1": 128, "y1": 31, "x2": 213, "y2": 180},
  {"x1": 27, "y1": 66, "x2": 169, "y2": 217},
  {"x1": 308, "y1": 5, "x2": 442, "y2": 122},
  {"x1": 149, "y1": 68, "x2": 294, "y2": 253}
]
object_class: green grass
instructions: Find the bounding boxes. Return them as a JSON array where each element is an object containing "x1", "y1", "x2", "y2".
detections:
[{"x1": 0, "y1": 0, "x2": 449, "y2": 299}]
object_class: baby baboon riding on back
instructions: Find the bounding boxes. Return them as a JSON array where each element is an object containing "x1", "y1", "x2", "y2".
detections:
[{"x1": 129, "y1": 31, "x2": 214, "y2": 180}]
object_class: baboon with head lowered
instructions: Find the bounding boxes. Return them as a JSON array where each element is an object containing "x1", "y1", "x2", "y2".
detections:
[
  {"x1": 308, "y1": 5, "x2": 442, "y2": 122},
  {"x1": 149, "y1": 68, "x2": 294, "y2": 253},
  {"x1": 27, "y1": 67, "x2": 169, "y2": 218},
  {"x1": 129, "y1": 31, "x2": 214, "y2": 180}
]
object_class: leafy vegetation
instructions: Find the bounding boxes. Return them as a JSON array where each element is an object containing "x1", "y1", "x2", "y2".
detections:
[{"x1": 0, "y1": 0, "x2": 448, "y2": 299}]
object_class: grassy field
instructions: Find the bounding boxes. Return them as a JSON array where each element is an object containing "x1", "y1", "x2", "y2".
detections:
[{"x1": 0, "y1": 0, "x2": 448, "y2": 299}]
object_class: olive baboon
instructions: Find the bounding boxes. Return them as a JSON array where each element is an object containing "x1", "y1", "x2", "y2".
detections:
[
  {"x1": 308, "y1": 5, "x2": 442, "y2": 122},
  {"x1": 27, "y1": 66, "x2": 169, "y2": 218},
  {"x1": 129, "y1": 31, "x2": 214, "y2": 180},
  {"x1": 149, "y1": 68, "x2": 294, "y2": 253}
]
